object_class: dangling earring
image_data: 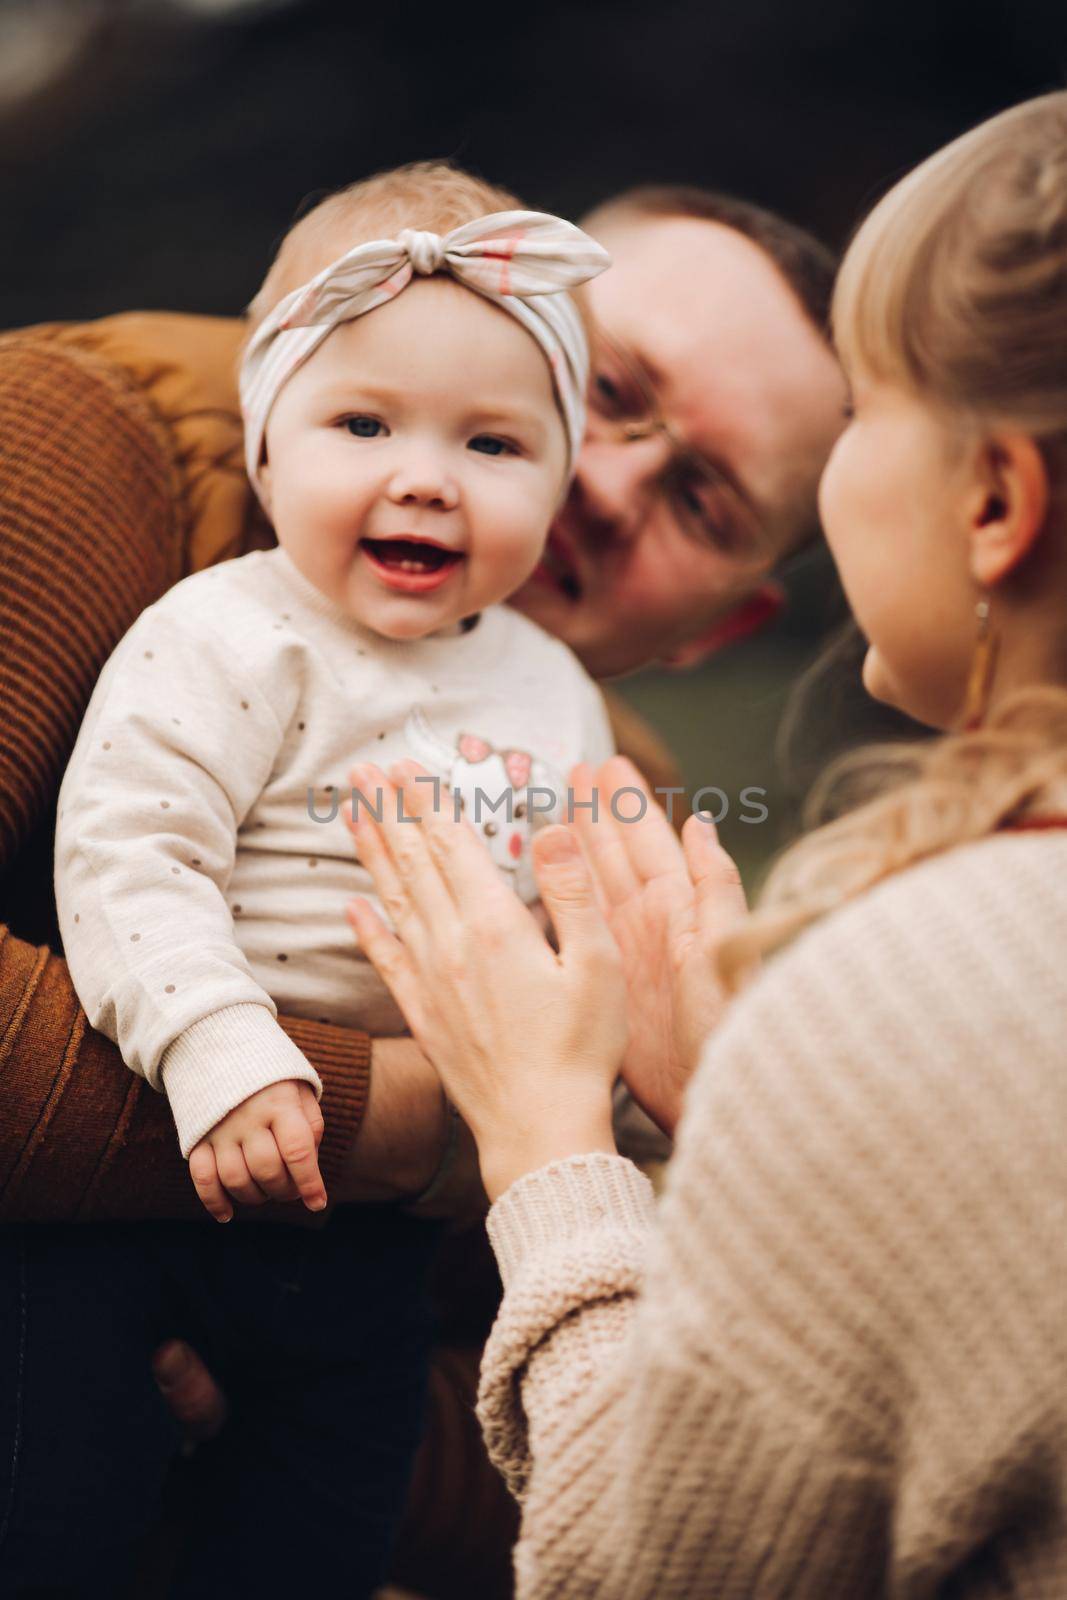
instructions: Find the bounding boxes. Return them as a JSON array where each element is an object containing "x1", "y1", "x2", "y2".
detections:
[{"x1": 961, "y1": 596, "x2": 1000, "y2": 731}]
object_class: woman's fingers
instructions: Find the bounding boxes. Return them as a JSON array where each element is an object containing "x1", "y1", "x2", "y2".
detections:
[
  {"x1": 388, "y1": 761, "x2": 525, "y2": 921},
  {"x1": 188, "y1": 1141, "x2": 232, "y2": 1223},
  {"x1": 348, "y1": 763, "x2": 457, "y2": 929},
  {"x1": 681, "y1": 813, "x2": 749, "y2": 944},
  {"x1": 346, "y1": 897, "x2": 426, "y2": 1036},
  {"x1": 569, "y1": 762, "x2": 640, "y2": 909},
  {"x1": 342, "y1": 771, "x2": 417, "y2": 928},
  {"x1": 599, "y1": 756, "x2": 688, "y2": 885},
  {"x1": 572, "y1": 756, "x2": 687, "y2": 913},
  {"x1": 532, "y1": 828, "x2": 619, "y2": 967}
]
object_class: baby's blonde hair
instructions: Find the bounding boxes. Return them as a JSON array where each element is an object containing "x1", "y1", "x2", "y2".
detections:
[
  {"x1": 247, "y1": 160, "x2": 525, "y2": 334},
  {"x1": 721, "y1": 92, "x2": 1067, "y2": 984}
]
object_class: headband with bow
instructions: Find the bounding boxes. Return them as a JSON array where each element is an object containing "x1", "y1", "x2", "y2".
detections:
[{"x1": 240, "y1": 209, "x2": 611, "y2": 498}]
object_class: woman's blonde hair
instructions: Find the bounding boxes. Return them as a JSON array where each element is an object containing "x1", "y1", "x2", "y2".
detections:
[{"x1": 720, "y1": 92, "x2": 1067, "y2": 984}]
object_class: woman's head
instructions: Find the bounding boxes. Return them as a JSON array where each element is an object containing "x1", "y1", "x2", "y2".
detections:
[
  {"x1": 718, "y1": 95, "x2": 1067, "y2": 984},
  {"x1": 818, "y1": 93, "x2": 1067, "y2": 729}
]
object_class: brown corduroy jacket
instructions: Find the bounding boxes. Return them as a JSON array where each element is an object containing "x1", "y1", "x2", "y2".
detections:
[{"x1": 0, "y1": 312, "x2": 680, "y2": 1224}]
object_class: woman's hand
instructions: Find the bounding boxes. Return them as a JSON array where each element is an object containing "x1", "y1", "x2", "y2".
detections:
[
  {"x1": 343, "y1": 762, "x2": 626, "y2": 1201},
  {"x1": 570, "y1": 758, "x2": 750, "y2": 1135}
]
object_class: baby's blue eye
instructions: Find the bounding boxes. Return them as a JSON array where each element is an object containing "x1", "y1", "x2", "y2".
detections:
[
  {"x1": 469, "y1": 435, "x2": 512, "y2": 456},
  {"x1": 344, "y1": 416, "x2": 384, "y2": 438}
]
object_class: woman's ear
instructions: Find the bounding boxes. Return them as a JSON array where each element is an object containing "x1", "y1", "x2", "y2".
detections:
[{"x1": 968, "y1": 433, "x2": 1049, "y2": 586}]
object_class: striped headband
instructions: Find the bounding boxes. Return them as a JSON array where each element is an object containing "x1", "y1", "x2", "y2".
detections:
[{"x1": 239, "y1": 209, "x2": 611, "y2": 499}]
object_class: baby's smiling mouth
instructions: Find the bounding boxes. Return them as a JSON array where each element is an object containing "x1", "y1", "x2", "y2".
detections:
[{"x1": 360, "y1": 537, "x2": 464, "y2": 575}]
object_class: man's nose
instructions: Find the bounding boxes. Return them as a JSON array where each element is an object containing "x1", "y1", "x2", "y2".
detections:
[
  {"x1": 385, "y1": 452, "x2": 459, "y2": 511},
  {"x1": 571, "y1": 435, "x2": 670, "y2": 545}
]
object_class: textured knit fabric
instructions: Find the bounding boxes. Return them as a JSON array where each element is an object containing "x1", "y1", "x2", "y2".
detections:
[
  {"x1": 478, "y1": 830, "x2": 1067, "y2": 1598},
  {"x1": 56, "y1": 544, "x2": 613, "y2": 1154}
]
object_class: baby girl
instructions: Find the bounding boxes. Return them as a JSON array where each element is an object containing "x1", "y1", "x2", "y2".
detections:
[{"x1": 55, "y1": 161, "x2": 613, "y2": 1221}]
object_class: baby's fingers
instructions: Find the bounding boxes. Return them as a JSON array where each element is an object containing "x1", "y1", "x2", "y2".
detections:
[
  {"x1": 243, "y1": 1128, "x2": 300, "y2": 1202},
  {"x1": 215, "y1": 1145, "x2": 269, "y2": 1208},
  {"x1": 298, "y1": 1081, "x2": 325, "y2": 1148},
  {"x1": 272, "y1": 1109, "x2": 328, "y2": 1212},
  {"x1": 188, "y1": 1141, "x2": 233, "y2": 1224}
]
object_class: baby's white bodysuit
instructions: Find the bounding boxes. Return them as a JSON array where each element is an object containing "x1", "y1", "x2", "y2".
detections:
[{"x1": 55, "y1": 547, "x2": 614, "y2": 1155}]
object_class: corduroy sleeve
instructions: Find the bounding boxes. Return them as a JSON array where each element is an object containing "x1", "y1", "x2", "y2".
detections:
[{"x1": 0, "y1": 332, "x2": 371, "y2": 1220}]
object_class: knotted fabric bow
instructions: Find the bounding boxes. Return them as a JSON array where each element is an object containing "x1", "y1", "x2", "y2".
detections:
[{"x1": 240, "y1": 209, "x2": 611, "y2": 498}]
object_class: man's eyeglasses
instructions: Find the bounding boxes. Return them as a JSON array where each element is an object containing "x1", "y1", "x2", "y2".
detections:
[{"x1": 585, "y1": 326, "x2": 773, "y2": 570}]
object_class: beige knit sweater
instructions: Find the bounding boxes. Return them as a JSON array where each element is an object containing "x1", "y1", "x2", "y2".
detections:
[{"x1": 477, "y1": 830, "x2": 1067, "y2": 1598}]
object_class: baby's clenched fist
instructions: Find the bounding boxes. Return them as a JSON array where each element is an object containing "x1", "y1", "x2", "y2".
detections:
[{"x1": 188, "y1": 1079, "x2": 326, "y2": 1222}]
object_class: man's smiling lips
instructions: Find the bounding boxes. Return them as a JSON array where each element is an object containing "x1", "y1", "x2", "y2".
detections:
[{"x1": 360, "y1": 535, "x2": 465, "y2": 595}]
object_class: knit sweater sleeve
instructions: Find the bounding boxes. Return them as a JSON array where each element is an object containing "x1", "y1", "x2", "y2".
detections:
[{"x1": 477, "y1": 834, "x2": 1067, "y2": 1598}]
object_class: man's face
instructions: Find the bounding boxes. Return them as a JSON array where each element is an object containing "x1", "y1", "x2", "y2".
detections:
[{"x1": 509, "y1": 215, "x2": 849, "y2": 677}]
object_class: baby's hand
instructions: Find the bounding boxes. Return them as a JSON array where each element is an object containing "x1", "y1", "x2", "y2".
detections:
[{"x1": 188, "y1": 1080, "x2": 327, "y2": 1223}]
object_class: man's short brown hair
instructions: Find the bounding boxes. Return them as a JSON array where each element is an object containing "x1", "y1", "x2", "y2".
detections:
[{"x1": 583, "y1": 185, "x2": 836, "y2": 338}]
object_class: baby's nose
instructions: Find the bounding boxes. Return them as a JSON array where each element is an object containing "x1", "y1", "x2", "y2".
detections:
[
  {"x1": 508, "y1": 832, "x2": 523, "y2": 860},
  {"x1": 386, "y1": 457, "x2": 458, "y2": 511}
]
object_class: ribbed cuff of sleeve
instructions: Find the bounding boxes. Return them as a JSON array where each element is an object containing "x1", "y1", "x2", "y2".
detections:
[
  {"x1": 487, "y1": 1152, "x2": 656, "y2": 1289},
  {"x1": 161, "y1": 1003, "x2": 322, "y2": 1156}
]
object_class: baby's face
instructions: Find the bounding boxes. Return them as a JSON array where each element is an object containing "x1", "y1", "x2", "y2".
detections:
[{"x1": 259, "y1": 278, "x2": 568, "y2": 639}]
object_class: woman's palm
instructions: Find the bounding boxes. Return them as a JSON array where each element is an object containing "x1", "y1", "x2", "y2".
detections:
[{"x1": 571, "y1": 761, "x2": 750, "y2": 1135}]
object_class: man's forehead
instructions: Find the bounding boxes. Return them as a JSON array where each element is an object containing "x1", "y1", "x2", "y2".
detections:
[
  {"x1": 591, "y1": 216, "x2": 821, "y2": 404},
  {"x1": 588, "y1": 213, "x2": 846, "y2": 538}
]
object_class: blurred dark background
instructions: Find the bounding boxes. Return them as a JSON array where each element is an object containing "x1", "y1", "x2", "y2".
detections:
[{"x1": 4, "y1": 0, "x2": 1066, "y2": 878}]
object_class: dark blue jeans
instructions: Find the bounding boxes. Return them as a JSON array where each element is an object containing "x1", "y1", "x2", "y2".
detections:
[{"x1": 0, "y1": 1207, "x2": 440, "y2": 1598}]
